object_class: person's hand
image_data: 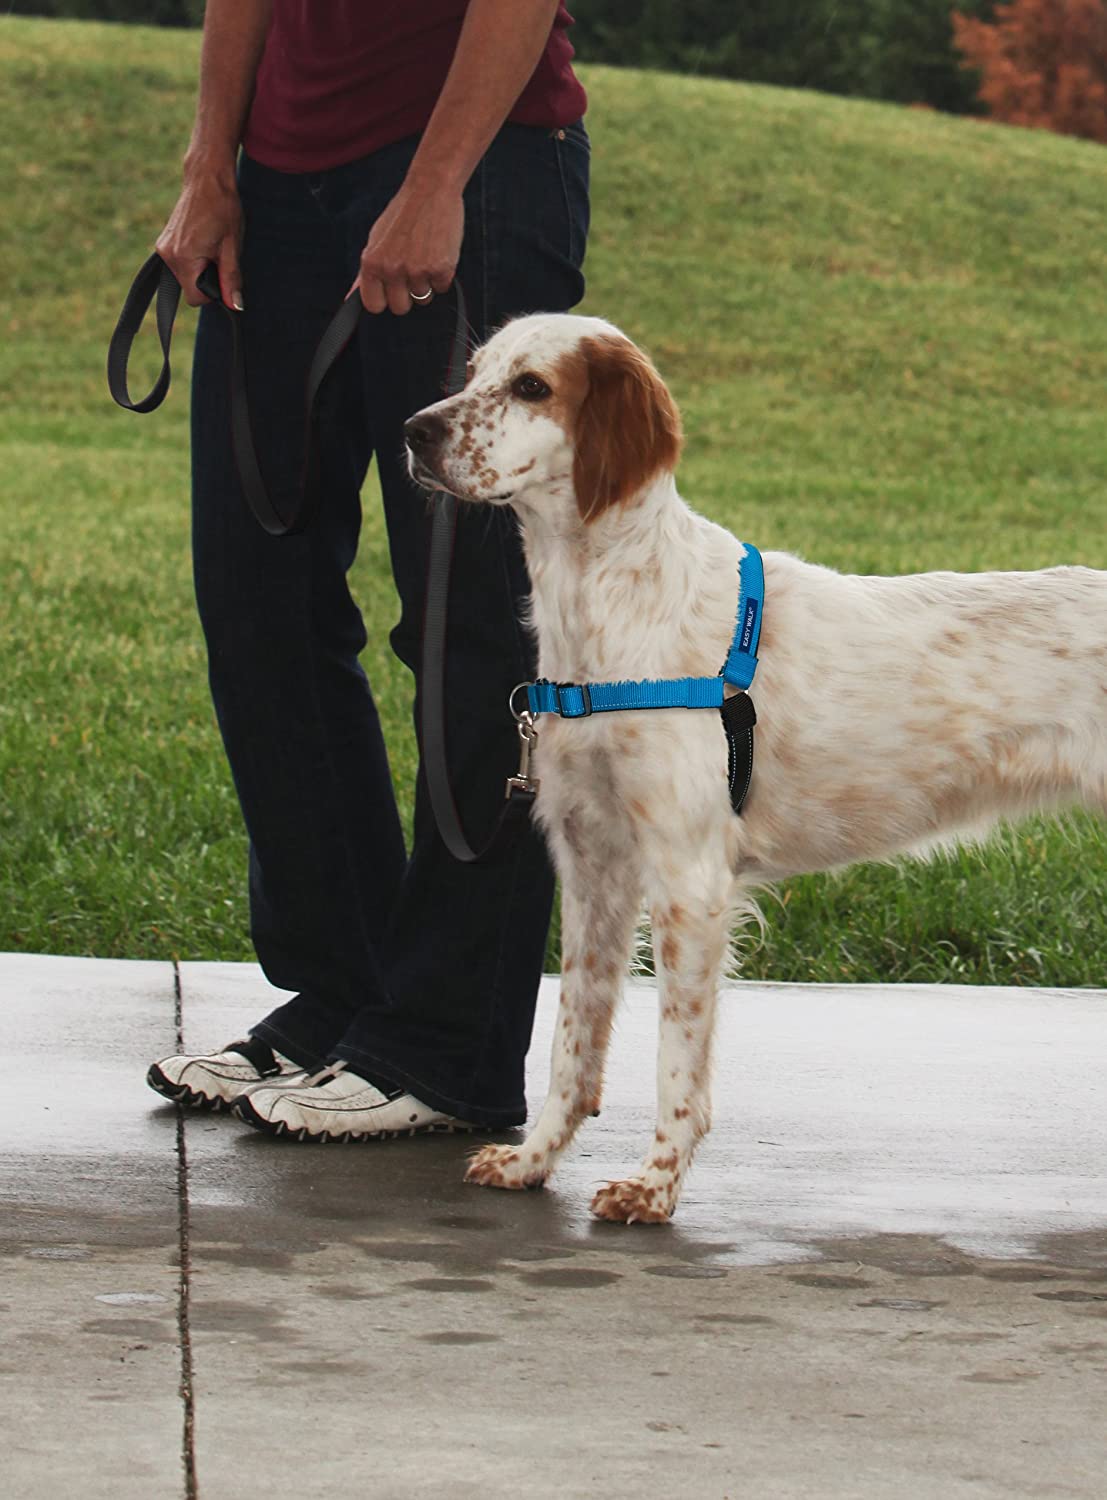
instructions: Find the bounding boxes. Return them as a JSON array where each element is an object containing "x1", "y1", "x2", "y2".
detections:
[
  {"x1": 156, "y1": 168, "x2": 244, "y2": 310},
  {"x1": 356, "y1": 178, "x2": 463, "y2": 314}
]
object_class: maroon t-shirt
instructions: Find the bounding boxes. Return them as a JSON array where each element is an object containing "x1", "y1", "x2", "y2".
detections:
[{"x1": 243, "y1": 1, "x2": 588, "y2": 173}]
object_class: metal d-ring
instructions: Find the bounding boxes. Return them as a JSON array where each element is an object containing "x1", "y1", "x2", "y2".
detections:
[{"x1": 508, "y1": 681, "x2": 535, "y2": 726}]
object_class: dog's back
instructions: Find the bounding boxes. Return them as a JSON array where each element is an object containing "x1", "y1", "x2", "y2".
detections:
[{"x1": 741, "y1": 556, "x2": 1107, "y2": 880}]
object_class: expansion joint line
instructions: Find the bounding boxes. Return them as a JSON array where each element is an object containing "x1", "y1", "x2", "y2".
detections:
[{"x1": 173, "y1": 960, "x2": 199, "y2": 1500}]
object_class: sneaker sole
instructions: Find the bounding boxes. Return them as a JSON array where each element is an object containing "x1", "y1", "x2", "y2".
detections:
[
  {"x1": 146, "y1": 1062, "x2": 238, "y2": 1113},
  {"x1": 232, "y1": 1092, "x2": 485, "y2": 1142}
]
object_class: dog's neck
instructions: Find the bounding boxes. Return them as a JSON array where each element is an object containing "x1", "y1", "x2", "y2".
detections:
[{"x1": 515, "y1": 472, "x2": 713, "y2": 685}]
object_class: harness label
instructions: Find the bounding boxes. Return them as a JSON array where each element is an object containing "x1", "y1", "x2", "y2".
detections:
[{"x1": 740, "y1": 598, "x2": 759, "y2": 654}]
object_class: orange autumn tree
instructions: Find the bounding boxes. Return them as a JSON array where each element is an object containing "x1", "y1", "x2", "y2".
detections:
[{"x1": 953, "y1": 0, "x2": 1107, "y2": 140}]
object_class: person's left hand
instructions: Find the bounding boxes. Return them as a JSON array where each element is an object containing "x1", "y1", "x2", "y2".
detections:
[{"x1": 355, "y1": 179, "x2": 464, "y2": 314}]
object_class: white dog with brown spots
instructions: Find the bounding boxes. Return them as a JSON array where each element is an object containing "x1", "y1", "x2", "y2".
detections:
[{"x1": 404, "y1": 313, "x2": 1107, "y2": 1224}]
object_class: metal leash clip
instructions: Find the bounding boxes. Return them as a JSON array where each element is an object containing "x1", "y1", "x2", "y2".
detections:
[{"x1": 506, "y1": 684, "x2": 540, "y2": 798}]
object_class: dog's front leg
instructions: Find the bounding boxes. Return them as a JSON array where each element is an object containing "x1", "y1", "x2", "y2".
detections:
[
  {"x1": 591, "y1": 874, "x2": 733, "y2": 1224},
  {"x1": 466, "y1": 825, "x2": 641, "y2": 1192}
]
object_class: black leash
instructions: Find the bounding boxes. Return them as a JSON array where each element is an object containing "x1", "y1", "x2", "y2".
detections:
[
  {"x1": 416, "y1": 280, "x2": 539, "y2": 862},
  {"x1": 108, "y1": 253, "x2": 535, "y2": 860},
  {"x1": 108, "y1": 252, "x2": 360, "y2": 535}
]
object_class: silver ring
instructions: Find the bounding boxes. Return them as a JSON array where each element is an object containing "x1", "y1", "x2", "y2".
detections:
[
  {"x1": 410, "y1": 288, "x2": 434, "y2": 303},
  {"x1": 508, "y1": 682, "x2": 534, "y2": 724}
]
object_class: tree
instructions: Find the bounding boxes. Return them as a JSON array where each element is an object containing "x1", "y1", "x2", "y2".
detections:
[
  {"x1": 569, "y1": 0, "x2": 996, "y2": 113},
  {"x1": 8, "y1": 1, "x2": 204, "y2": 24},
  {"x1": 953, "y1": 0, "x2": 1107, "y2": 141}
]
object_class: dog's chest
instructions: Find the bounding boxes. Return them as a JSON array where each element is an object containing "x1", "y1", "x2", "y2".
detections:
[
  {"x1": 536, "y1": 717, "x2": 627, "y2": 818},
  {"x1": 534, "y1": 708, "x2": 717, "y2": 833}
]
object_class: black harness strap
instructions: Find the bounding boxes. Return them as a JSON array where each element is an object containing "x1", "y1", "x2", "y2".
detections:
[{"x1": 720, "y1": 690, "x2": 757, "y2": 814}]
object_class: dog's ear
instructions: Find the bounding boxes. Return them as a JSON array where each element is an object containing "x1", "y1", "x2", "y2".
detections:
[{"x1": 572, "y1": 335, "x2": 682, "y2": 521}]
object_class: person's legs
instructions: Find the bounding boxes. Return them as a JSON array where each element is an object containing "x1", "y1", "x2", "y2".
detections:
[
  {"x1": 158, "y1": 124, "x2": 589, "y2": 1129},
  {"x1": 321, "y1": 122, "x2": 591, "y2": 1125},
  {"x1": 191, "y1": 155, "x2": 406, "y2": 1071},
  {"x1": 239, "y1": 123, "x2": 590, "y2": 1132}
]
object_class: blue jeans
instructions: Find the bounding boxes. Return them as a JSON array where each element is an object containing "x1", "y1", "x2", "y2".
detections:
[{"x1": 191, "y1": 122, "x2": 590, "y2": 1125}]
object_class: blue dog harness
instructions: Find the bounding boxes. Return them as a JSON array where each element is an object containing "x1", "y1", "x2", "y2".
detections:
[{"x1": 518, "y1": 544, "x2": 764, "y2": 815}]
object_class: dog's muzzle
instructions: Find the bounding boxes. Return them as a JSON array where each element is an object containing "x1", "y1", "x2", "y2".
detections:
[{"x1": 404, "y1": 410, "x2": 448, "y2": 461}]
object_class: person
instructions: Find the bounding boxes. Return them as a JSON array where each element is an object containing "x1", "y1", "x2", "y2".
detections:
[{"x1": 146, "y1": 0, "x2": 590, "y2": 1141}]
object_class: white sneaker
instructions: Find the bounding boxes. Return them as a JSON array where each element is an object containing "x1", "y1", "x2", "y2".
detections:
[
  {"x1": 232, "y1": 1061, "x2": 475, "y2": 1142},
  {"x1": 147, "y1": 1036, "x2": 304, "y2": 1112}
]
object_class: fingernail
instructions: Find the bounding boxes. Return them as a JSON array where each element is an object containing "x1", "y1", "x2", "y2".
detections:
[{"x1": 231, "y1": 291, "x2": 244, "y2": 312}]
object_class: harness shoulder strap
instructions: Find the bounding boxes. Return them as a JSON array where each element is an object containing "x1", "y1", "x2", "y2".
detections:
[{"x1": 722, "y1": 543, "x2": 764, "y2": 690}]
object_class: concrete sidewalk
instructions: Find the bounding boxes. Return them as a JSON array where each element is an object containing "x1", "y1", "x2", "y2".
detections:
[{"x1": 2, "y1": 953, "x2": 1107, "y2": 1499}]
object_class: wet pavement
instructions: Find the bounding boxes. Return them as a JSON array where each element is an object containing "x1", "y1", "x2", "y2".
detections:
[{"x1": 3, "y1": 952, "x2": 1107, "y2": 1498}]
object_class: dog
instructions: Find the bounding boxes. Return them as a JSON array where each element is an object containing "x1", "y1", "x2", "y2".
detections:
[{"x1": 404, "y1": 313, "x2": 1107, "y2": 1223}]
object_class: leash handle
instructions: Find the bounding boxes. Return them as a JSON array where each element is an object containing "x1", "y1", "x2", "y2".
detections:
[{"x1": 106, "y1": 251, "x2": 182, "y2": 414}]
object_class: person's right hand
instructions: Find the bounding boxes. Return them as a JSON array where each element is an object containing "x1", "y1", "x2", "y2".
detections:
[{"x1": 155, "y1": 170, "x2": 244, "y2": 310}]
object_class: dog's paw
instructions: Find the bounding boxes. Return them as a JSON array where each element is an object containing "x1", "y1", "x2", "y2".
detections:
[
  {"x1": 464, "y1": 1143, "x2": 548, "y2": 1191},
  {"x1": 590, "y1": 1176, "x2": 675, "y2": 1224}
]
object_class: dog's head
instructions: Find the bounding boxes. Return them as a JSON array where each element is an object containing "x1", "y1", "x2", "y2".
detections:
[{"x1": 404, "y1": 313, "x2": 682, "y2": 525}]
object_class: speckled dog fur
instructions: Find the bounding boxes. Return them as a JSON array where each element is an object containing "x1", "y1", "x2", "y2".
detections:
[{"x1": 405, "y1": 313, "x2": 1107, "y2": 1223}]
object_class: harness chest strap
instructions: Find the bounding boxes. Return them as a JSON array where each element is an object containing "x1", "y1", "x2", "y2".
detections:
[{"x1": 518, "y1": 543, "x2": 764, "y2": 815}]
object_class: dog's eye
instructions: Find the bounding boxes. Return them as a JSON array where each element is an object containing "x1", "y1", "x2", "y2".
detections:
[{"x1": 512, "y1": 373, "x2": 551, "y2": 402}]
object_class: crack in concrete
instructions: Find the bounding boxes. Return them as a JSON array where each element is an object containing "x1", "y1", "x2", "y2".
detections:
[{"x1": 173, "y1": 960, "x2": 199, "y2": 1500}]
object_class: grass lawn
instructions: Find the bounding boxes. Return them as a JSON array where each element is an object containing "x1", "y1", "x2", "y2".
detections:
[{"x1": 1, "y1": 17, "x2": 1105, "y2": 982}]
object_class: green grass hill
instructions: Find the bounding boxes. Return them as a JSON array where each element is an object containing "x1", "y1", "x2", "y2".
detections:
[{"x1": 1, "y1": 16, "x2": 1105, "y2": 982}]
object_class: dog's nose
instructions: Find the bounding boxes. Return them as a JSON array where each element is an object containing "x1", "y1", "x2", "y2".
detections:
[{"x1": 404, "y1": 411, "x2": 447, "y2": 454}]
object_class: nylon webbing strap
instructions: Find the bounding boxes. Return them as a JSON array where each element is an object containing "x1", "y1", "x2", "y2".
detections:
[
  {"x1": 107, "y1": 252, "x2": 182, "y2": 414},
  {"x1": 420, "y1": 284, "x2": 538, "y2": 864},
  {"x1": 528, "y1": 676, "x2": 726, "y2": 717},
  {"x1": 720, "y1": 688, "x2": 757, "y2": 813},
  {"x1": 519, "y1": 545, "x2": 765, "y2": 815},
  {"x1": 723, "y1": 543, "x2": 764, "y2": 690},
  {"x1": 197, "y1": 263, "x2": 361, "y2": 536},
  {"x1": 524, "y1": 544, "x2": 765, "y2": 723}
]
